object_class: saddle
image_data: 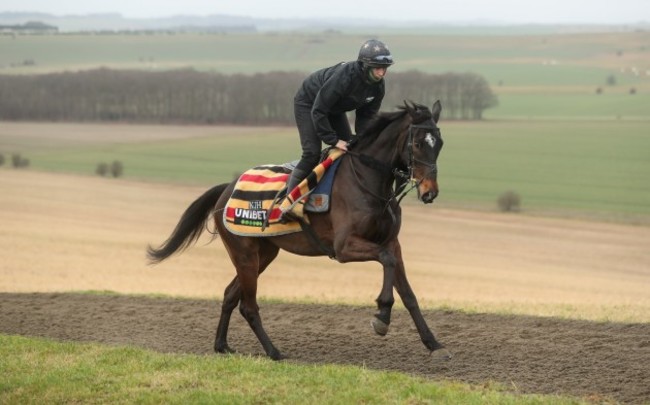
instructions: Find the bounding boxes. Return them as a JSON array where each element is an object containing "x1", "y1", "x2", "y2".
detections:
[{"x1": 223, "y1": 148, "x2": 344, "y2": 237}]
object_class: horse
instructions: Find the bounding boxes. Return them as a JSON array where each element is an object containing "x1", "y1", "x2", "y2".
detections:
[{"x1": 147, "y1": 100, "x2": 451, "y2": 361}]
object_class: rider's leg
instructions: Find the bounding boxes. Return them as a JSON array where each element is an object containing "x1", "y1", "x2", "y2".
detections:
[{"x1": 288, "y1": 103, "x2": 321, "y2": 192}]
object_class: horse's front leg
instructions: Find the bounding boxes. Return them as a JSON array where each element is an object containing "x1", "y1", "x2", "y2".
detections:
[
  {"x1": 334, "y1": 235, "x2": 395, "y2": 336},
  {"x1": 392, "y1": 240, "x2": 451, "y2": 359},
  {"x1": 371, "y1": 249, "x2": 397, "y2": 336}
]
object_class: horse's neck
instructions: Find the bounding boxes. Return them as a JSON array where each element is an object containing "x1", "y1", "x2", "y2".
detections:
[
  {"x1": 346, "y1": 125, "x2": 406, "y2": 196},
  {"x1": 360, "y1": 122, "x2": 407, "y2": 170}
]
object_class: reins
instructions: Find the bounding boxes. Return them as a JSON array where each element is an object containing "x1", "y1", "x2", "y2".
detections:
[{"x1": 345, "y1": 150, "x2": 394, "y2": 205}]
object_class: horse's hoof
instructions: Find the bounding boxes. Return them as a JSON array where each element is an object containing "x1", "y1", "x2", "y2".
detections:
[
  {"x1": 269, "y1": 350, "x2": 286, "y2": 361},
  {"x1": 215, "y1": 345, "x2": 236, "y2": 355},
  {"x1": 431, "y1": 348, "x2": 452, "y2": 361},
  {"x1": 371, "y1": 317, "x2": 389, "y2": 336}
]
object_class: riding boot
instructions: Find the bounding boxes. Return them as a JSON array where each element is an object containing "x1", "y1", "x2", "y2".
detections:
[
  {"x1": 279, "y1": 167, "x2": 310, "y2": 222},
  {"x1": 285, "y1": 167, "x2": 309, "y2": 195}
]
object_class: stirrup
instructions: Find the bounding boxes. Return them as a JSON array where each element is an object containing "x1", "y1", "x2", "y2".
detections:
[
  {"x1": 279, "y1": 199, "x2": 308, "y2": 224},
  {"x1": 279, "y1": 209, "x2": 299, "y2": 224}
]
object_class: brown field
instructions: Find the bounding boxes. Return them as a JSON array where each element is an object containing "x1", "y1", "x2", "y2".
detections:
[{"x1": 1, "y1": 169, "x2": 649, "y2": 322}]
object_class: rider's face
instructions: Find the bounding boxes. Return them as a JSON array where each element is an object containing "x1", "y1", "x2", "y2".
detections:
[{"x1": 370, "y1": 67, "x2": 387, "y2": 80}]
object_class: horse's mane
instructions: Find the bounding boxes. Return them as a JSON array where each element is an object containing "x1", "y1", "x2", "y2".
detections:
[
  {"x1": 353, "y1": 102, "x2": 431, "y2": 149},
  {"x1": 354, "y1": 108, "x2": 407, "y2": 149}
]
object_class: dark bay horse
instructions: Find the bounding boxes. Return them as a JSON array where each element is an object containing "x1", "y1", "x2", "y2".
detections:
[{"x1": 148, "y1": 100, "x2": 450, "y2": 360}]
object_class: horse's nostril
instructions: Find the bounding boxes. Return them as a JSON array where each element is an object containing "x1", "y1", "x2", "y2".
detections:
[{"x1": 422, "y1": 191, "x2": 438, "y2": 203}]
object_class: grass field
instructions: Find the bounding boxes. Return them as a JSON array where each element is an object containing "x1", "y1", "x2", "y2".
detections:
[
  {"x1": 0, "y1": 335, "x2": 588, "y2": 405},
  {"x1": 2, "y1": 32, "x2": 648, "y2": 79},
  {"x1": 1, "y1": 30, "x2": 649, "y2": 404},
  {"x1": 1, "y1": 120, "x2": 648, "y2": 222},
  {"x1": 1, "y1": 31, "x2": 649, "y2": 120}
]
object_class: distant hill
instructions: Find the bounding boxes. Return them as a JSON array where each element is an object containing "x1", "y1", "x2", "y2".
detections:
[
  {"x1": 0, "y1": 12, "x2": 257, "y2": 32},
  {"x1": 0, "y1": 20, "x2": 57, "y2": 33},
  {"x1": 0, "y1": 12, "x2": 647, "y2": 34}
]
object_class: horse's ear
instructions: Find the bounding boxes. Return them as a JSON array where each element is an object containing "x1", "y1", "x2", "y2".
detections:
[
  {"x1": 431, "y1": 100, "x2": 442, "y2": 124},
  {"x1": 403, "y1": 99, "x2": 416, "y2": 115}
]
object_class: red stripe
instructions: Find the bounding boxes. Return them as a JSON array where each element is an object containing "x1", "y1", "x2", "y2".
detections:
[
  {"x1": 268, "y1": 208, "x2": 284, "y2": 220},
  {"x1": 239, "y1": 173, "x2": 289, "y2": 183},
  {"x1": 289, "y1": 186, "x2": 304, "y2": 201},
  {"x1": 322, "y1": 157, "x2": 334, "y2": 168}
]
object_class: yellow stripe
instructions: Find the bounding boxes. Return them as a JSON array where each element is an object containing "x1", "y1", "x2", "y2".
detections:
[
  {"x1": 244, "y1": 168, "x2": 283, "y2": 176},
  {"x1": 237, "y1": 181, "x2": 286, "y2": 192}
]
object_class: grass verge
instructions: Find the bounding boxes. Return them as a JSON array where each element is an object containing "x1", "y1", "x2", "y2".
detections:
[{"x1": 0, "y1": 334, "x2": 590, "y2": 405}]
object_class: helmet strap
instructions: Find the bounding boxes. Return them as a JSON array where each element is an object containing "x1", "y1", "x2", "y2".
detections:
[{"x1": 365, "y1": 65, "x2": 382, "y2": 83}]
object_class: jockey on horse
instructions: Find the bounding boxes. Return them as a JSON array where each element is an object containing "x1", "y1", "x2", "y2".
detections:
[{"x1": 282, "y1": 39, "x2": 394, "y2": 220}]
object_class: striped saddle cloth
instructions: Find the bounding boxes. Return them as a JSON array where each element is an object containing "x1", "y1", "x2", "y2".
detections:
[{"x1": 223, "y1": 148, "x2": 344, "y2": 236}]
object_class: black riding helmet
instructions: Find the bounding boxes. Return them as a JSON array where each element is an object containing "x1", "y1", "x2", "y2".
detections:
[{"x1": 357, "y1": 39, "x2": 394, "y2": 68}]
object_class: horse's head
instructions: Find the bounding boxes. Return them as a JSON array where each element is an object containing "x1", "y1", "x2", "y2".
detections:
[{"x1": 401, "y1": 100, "x2": 443, "y2": 204}]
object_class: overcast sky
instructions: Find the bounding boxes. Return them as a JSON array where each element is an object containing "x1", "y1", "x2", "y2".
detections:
[{"x1": 2, "y1": 0, "x2": 649, "y2": 24}]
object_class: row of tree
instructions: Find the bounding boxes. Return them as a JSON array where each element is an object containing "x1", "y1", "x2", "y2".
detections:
[{"x1": 0, "y1": 68, "x2": 497, "y2": 124}]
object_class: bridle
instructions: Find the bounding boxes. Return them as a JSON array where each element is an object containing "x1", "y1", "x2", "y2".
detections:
[
  {"x1": 393, "y1": 120, "x2": 440, "y2": 203},
  {"x1": 347, "y1": 120, "x2": 440, "y2": 206}
]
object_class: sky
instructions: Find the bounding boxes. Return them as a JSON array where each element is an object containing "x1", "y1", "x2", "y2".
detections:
[{"x1": 1, "y1": 0, "x2": 649, "y2": 24}]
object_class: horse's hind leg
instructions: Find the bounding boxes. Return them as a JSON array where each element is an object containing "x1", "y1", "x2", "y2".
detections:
[
  {"x1": 238, "y1": 280, "x2": 283, "y2": 360},
  {"x1": 214, "y1": 240, "x2": 281, "y2": 360},
  {"x1": 214, "y1": 276, "x2": 240, "y2": 354}
]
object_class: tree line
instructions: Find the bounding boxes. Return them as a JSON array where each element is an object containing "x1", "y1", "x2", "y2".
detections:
[{"x1": 0, "y1": 68, "x2": 497, "y2": 124}]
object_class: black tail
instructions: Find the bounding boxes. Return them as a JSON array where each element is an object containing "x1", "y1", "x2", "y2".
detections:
[{"x1": 147, "y1": 183, "x2": 230, "y2": 264}]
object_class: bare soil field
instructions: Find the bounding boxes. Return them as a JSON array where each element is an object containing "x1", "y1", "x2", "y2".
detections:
[
  {"x1": 1, "y1": 169, "x2": 649, "y2": 321},
  {"x1": 1, "y1": 170, "x2": 650, "y2": 403}
]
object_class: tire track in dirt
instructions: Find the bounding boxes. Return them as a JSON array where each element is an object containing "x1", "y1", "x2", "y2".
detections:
[{"x1": 1, "y1": 293, "x2": 649, "y2": 404}]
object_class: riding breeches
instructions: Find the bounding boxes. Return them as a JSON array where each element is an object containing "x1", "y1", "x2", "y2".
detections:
[{"x1": 294, "y1": 102, "x2": 351, "y2": 172}]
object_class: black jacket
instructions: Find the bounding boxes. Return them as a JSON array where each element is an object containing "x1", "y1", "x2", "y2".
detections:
[{"x1": 295, "y1": 61, "x2": 385, "y2": 146}]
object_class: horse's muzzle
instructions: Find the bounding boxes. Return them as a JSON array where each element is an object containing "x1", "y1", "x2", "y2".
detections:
[
  {"x1": 421, "y1": 190, "x2": 438, "y2": 204},
  {"x1": 418, "y1": 179, "x2": 439, "y2": 204}
]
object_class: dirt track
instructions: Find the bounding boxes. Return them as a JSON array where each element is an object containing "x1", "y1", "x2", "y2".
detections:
[{"x1": 2, "y1": 292, "x2": 649, "y2": 404}]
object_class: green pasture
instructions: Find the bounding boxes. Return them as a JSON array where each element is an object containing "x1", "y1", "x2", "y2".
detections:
[
  {"x1": 0, "y1": 31, "x2": 648, "y2": 221},
  {"x1": 485, "y1": 93, "x2": 650, "y2": 119},
  {"x1": 0, "y1": 334, "x2": 588, "y2": 404},
  {"x1": 2, "y1": 31, "x2": 646, "y2": 75},
  {"x1": 5, "y1": 128, "x2": 301, "y2": 185},
  {"x1": 2, "y1": 31, "x2": 648, "y2": 120},
  {"x1": 439, "y1": 120, "x2": 650, "y2": 219},
  {"x1": 2, "y1": 119, "x2": 648, "y2": 222}
]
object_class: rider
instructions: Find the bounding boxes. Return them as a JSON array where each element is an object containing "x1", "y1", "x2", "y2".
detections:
[{"x1": 284, "y1": 39, "x2": 394, "y2": 195}]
